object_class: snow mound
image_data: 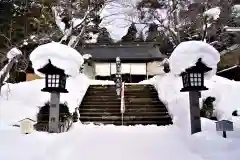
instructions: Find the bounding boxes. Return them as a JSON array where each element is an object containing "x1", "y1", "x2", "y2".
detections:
[
  {"x1": 204, "y1": 7, "x2": 221, "y2": 20},
  {"x1": 30, "y1": 42, "x2": 84, "y2": 77},
  {"x1": 169, "y1": 41, "x2": 220, "y2": 79}
]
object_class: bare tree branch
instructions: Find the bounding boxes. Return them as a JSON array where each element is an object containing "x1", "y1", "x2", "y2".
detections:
[{"x1": 0, "y1": 34, "x2": 12, "y2": 49}]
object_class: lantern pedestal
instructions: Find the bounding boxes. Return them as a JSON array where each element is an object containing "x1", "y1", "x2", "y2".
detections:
[
  {"x1": 49, "y1": 92, "x2": 60, "y2": 133},
  {"x1": 189, "y1": 91, "x2": 201, "y2": 134}
]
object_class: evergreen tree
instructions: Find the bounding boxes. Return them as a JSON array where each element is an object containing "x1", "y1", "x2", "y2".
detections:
[
  {"x1": 155, "y1": 31, "x2": 174, "y2": 54},
  {"x1": 121, "y1": 23, "x2": 138, "y2": 42},
  {"x1": 0, "y1": 0, "x2": 56, "y2": 53},
  {"x1": 37, "y1": 101, "x2": 71, "y2": 123},
  {"x1": 146, "y1": 23, "x2": 158, "y2": 42},
  {"x1": 97, "y1": 27, "x2": 113, "y2": 44}
]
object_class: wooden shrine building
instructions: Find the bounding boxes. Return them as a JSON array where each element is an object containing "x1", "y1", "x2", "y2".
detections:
[{"x1": 77, "y1": 42, "x2": 168, "y2": 83}]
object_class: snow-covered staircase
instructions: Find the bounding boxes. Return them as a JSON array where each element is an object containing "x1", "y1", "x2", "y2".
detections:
[{"x1": 79, "y1": 84, "x2": 173, "y2": 126}]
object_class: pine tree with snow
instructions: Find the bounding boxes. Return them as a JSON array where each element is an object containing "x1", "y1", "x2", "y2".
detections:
[
  {"x1": 97, "y1": 27, "x2": 113, "y2": 44},
  {"x1": 121, "y1": 23, "x2": 138, "y2": 42},
  {"x1": 146, "y1": 23, "x2": 158, "y2": 42},
  {"x1": 136, "y1": 0, "x2": 240, "y2": 52},
  {"x1": 54, "y1": 0, "x2": 107, "y2": 46},
  {"x1": 0, "y1": 0, "x2": 56, "y2": 52}
]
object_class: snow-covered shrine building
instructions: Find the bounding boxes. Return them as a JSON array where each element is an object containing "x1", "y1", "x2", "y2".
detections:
[{"x1": 78, "y1": 42, "x2": 167, "y2": 83}]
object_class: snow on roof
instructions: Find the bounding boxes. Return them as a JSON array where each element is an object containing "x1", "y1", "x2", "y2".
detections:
[
  {"x1": 30, "y1": 42, "x2": 84, "y2": 77},
  {"x1": 204, "y1": 7, "x2": 221, "y2": 20},
  {"x1": 217, "y1": 65, "x2": 240, "y2": 74},
  {"x1": 169, "y1": 41, "x2": 220, "y2": 79}
]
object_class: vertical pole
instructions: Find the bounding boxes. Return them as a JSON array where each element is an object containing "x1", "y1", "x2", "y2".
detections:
[
  {"x1": 121, "y1": 82, "x2": 125, "y2": 125},
  {"x1": 223, "y1": 131, "x2": 227, "y2": 138},
  {"x1": 189, "y1": 91, "x2": 201, "y2": 134},
  {"x1": 121, "y1": 113, "x2": 124, "y2": 126},
  {"x1": 110, "y1": 63, "x2": 112, "y2": 80},
  {"x1": 49, "y1": 92, "x2": 60, "y2": 133},
  {"x1": 146, "y1": 63, "x2": 148, "y2": 80},
  {"x1": 129, "y1": 63, "x2": 132, "y2": 83}
]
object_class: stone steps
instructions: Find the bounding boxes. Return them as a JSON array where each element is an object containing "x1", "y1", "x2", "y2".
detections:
[
  {"x1": 80, "y1": 111, "x2": 168, "y2": 116},
  {"x1": 82, "y1": 98, "x2": 161, "y2": 103},
  {"x1": 81, "y1": 120, "x2": 171, "y2": 126},
  {"x1": 79, "y1": 108, "x2": 168, "y2": 112},
  {"x1": 79, "y1": 84, "x2": 173, "y2": 126},
  {"x1": 81, "y1": 105, "x2": 165, "y2": 109},
  {"x1": 80, "y1": 115, "x2": 171, "y2": 121},
  {"x1": 81, "y1": 101, "x2": 164, "y2": 105}
]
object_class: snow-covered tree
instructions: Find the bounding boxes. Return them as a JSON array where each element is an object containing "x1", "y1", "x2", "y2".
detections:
[
  {"x1": 121, "y1": 23, "x2": 138, "y2": 42},
  {"x1": 52, "y1": 0, "x2": 108, "y2": 47},
  {"x1": 135, "y1": 0, "x2": 240, "y2": 53},
  {"x1": 0, "y1": 0, "x2": 56, "y2": 52},
  {"x1": 97, "y1": 27, "x2": 113, "y2": 44}
]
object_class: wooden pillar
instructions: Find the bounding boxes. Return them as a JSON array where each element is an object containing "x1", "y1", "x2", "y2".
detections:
[{"x1": 146, "y1": 63, "x2": 148, "y2": 80}]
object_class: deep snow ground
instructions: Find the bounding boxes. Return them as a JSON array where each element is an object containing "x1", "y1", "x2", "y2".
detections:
[
  {"x1": 1, "y1": 74, "x2": 240, "y2": 160},
  {"x1": 1, "y1": 122, "x2": 240, "y2": 160}
]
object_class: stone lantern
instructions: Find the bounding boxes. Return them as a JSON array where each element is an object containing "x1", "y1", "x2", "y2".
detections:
[
  {"x1": 38, "y1": 59, "x2": 69, "y2": 133},
  {"x1": 180, "y1": 58, "x2": 212, "y2": 134}
]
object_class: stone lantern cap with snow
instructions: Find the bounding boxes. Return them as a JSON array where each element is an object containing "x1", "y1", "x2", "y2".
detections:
[
  {"x1": 38, "y1": 59, "x2": 68, "y2": 93},
  {"x1": 180, "y1": 58, "x2": 212, "y2": 92}
]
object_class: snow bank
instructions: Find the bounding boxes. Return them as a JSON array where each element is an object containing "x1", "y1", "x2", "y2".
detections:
[
  {"x1": 30, "y1": 42, "x2": 84, "y2": 77},
  {"x1": 0, "y1": 73, "x2": 118, "y2": 126},
  {"x1": 150, "y1": 73, "x2": 240, "y2": 133},
  {"x1": 204, "y1": 76, "x2": 240, "y2": 120},
  {"x1": 169, "y1": 41, "x2": 220, "y2": 79},
  {"x1": 187, "y1": 130, "x2": 240, "y2": 160},
  {"x1": 0, "y1": 74, "x2": 89, "y2": 125}
]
